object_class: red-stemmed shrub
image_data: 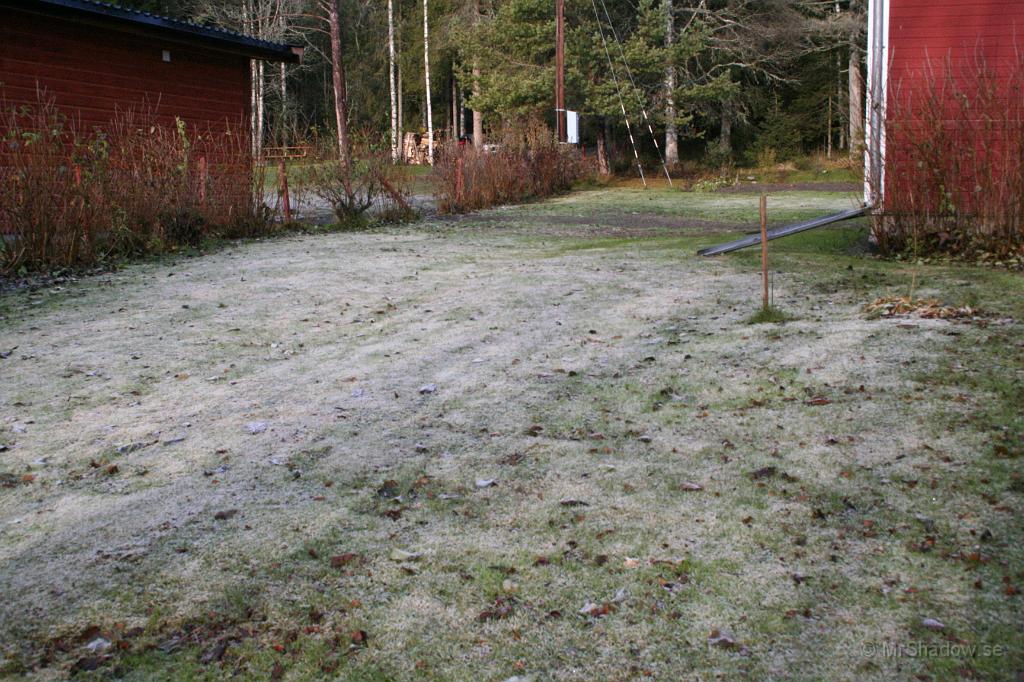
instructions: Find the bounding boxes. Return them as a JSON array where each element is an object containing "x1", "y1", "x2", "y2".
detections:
[
  {"x1": 877, "y1": 54, "x2": 1024, "y2": 259},
  {"x1": 0, "y1": 92, "x2": 270, "y2": 273},
  {"x1": 433, "y1": 118, "x2": 590, "y2": 214}
]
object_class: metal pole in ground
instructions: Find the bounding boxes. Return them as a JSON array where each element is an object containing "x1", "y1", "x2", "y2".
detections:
[{"x1": 760, "y1": 194, "x2": 769, "y2": 310}]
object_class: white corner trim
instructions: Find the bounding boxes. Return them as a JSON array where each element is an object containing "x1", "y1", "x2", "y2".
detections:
[{"x1": 865, "y1": 0, "x2": 889, "y2": 208}]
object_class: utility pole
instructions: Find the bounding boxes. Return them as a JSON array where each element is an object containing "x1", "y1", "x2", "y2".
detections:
[{"x1": 555, "y1": 0, "x2": 566, "y2": 142}]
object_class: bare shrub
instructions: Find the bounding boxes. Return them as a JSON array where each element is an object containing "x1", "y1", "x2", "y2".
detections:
[
  {"x1": 0, "y1": 92, "x2": 271, "y2": 273},
  {"x1": 433, "y1": 118, "x2": 590, "y2": 213},
  {"x1": 877, "y1": 54, "x2": 1024, "y2": 258},
  {"x1": 0, "y1": 98, "x2": 95, "y2": 269},
  {"x1": 302, "y1": 134, "x2": 414, "y2": 227}
]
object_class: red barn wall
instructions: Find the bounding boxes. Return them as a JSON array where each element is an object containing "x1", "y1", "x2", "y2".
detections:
[
  {"x1": 888, "y1": 0, "x2": 1023, "y2": 85},
  {"x1": 883, "y1": 0, "x2": 1024, "y2": 218},
  {"x1": 0, "y1": 8, "x2": 252, "y2": 137}
]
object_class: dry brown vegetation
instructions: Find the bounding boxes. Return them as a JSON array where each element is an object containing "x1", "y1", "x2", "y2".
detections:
[
  {"x1": 0, "y1": 94, "x2": 271, "y2": 274},
  {"x1": 432, "y1": 119, "x2": 590, "y2": 213},
  {"x1": 879, "y1": 55, "x2": 1024, "y2": 262}
]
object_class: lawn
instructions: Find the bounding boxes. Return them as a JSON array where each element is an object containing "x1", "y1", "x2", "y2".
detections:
[{"x1": 0, "y1": 186, "x2": 1021, "y2": 680}]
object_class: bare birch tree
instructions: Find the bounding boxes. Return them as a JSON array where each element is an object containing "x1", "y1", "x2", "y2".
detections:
[
  {"x1": 388, "y1": 0, "x2": 399, "y2": 162},
  {"x1": 325, "y1": 0, "x2": 353, "y2": 194},
  {"x1": 423, "y1": 0, "x2": 434, "y2": 164},
  {"x1": 664, "y1": 0, "x2": 678, "y2": 165}
]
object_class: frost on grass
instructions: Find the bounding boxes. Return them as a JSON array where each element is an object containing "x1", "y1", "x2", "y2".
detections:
[{"x1": 0, "y1": 191, "x2": 1021, "y2": 680}]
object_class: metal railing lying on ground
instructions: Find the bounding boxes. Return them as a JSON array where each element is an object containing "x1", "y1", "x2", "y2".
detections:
[{"x1": 697, "y1": 205, "x2": 870, "y2": 256}]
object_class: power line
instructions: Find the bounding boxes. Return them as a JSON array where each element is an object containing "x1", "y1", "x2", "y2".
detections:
[
  {"x1": 596, "y1": 0, "x2": 673, "y2": 185},
  {"x1": 589, "y1": 0, "x2": 646, "y2": 187}
]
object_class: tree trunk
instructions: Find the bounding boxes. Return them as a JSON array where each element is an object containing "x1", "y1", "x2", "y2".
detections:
[
  {"x1": 252, "y1": 2, "x2": 266, "y2": 161},
  {"x1": 256, "y1": 61, "x2": 265, "y2": 158},
  {"x1": 423, "y1": 0, "x2": 434, "y2": 164},
  {"x1": 471, "y1": 0, "x2": 483, "y2": 147},
  {"x1": 451, "y1": 75, "x2": 459, "y2": 138},
  {"x1": 327, "y1": 0, "x2": 353, "y2": 195},
  {"x1": 244, "y1": 2, "x2": 259, "y2": 159},
  {"x1": 718, "y1": 109, "x2": 732, "y2": 157},
  {"x1": 848, "y1": 41, "x2": 864, "y2": 157},
  {"x1": 472, "y1": 63, "x2": 483, "y2": 146},
  {"x1": 277, "y1": 3, "x2": 288, "y2": 146},
  {"x1": 826, "y1": 91, "x2": 832, "y2": 159},
  {"x1": 459, "y1": 87, "x2": 466, "y2": 140},
  {"x1": 250, "y1": 59, "x2": 259, "y2": 158},
  {"x1": 596, "y1": 121, "x2": 610, "y2": 175},
  {"x1": 454, "y1": 78, "x2": 462, "y2": 138},
  {"x1": 663, "y1": 0, "x2": 678, "y2": 166},
  {"x1": 600, "y1": 118, "x2": 615, "y2": 174},
  {"x1": 397, "y1": 54, "x2": 404, "y2": 159},
  {"x1": 388, "y1": 0, "x2": 398, "y2": 161},
  {"x1": 279, "y1": 62, "x2": 287, "y2": 145}
]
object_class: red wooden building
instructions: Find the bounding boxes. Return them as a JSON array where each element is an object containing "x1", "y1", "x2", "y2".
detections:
[
  {"x1": 0, "y1": 0, "x2": 301, "y2": 156},
  {"x1": 865, "y1": 0, "x2": 1024, "y2": 212}
]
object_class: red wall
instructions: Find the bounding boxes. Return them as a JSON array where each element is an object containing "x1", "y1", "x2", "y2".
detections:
[
  {"x1": 884, "y1": 0, "x2": 1024, "y2": 217},
  {"x1": 0, "y1": 8, "x2": 251, "y2": 138},
  {"x1": 888, "y1": 0, "x2": 1023, "y2": 85}
]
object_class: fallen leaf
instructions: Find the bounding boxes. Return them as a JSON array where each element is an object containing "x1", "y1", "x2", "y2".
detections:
[
  {"x1": 478, "y1": 597, "x2": 516, "y2": 621},
  {"x1": 579, "y1": 601, "x2": 613, "y2": 617},
  {"x1": 330, "y1": 553, "x2": 359, "y2": 567},
  {"x1": 708, "y1": 628, "x2": 744, "y2": 651},
  {"x1": 376, "y1": 479, "x2": 401, "y2": 498}
]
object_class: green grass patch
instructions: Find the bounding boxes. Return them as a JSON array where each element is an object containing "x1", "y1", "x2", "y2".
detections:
[{"x1": 746, "y1": 305, "x2": 794, "y2": 324}]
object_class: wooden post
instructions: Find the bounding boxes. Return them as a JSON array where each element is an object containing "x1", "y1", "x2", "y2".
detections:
[
  {"x1": 760, "y1": 194, "x2": 769, "y2": 310},
  {"x1": 278, "y1": 157, "x2": 291, "y2": 223}
]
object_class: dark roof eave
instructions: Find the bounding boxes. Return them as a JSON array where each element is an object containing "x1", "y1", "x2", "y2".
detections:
[{"x1": 3, "y1": 0, "x2": 303, "y2": 63}]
